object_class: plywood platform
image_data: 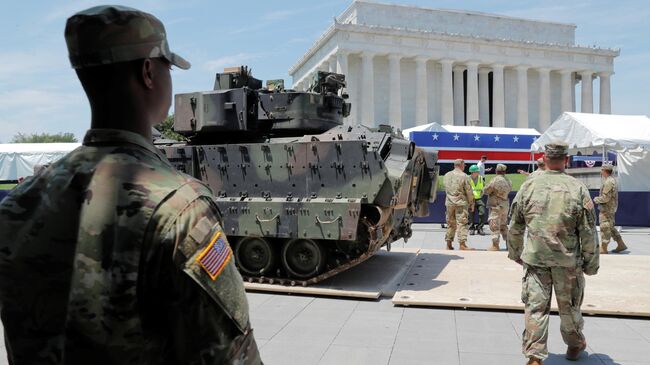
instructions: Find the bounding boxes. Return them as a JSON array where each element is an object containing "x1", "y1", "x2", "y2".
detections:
[
  {"x1": 244, "y1": 248, "x2": 418, "y2": 299},
  {"x1": 392, "y1": 249, "x2": 650, "y2": 317}
]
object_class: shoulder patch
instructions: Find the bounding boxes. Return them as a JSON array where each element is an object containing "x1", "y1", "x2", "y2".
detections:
[
  {"x1": 583, "y1": 197, "x2": 594, "y2": 210},
  {"x1": 196, "y1": 229, "x2": 232, "y2": 281}
]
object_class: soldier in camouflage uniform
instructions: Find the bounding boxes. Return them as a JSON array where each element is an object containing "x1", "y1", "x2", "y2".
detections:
[
  {"x1": 444, "y1": 159, "x2": 475, "y2": 250},
  {"x1": 594, "y1": 164, "x2": 627, "y2": 254},
  {"x1": 518, "y1": 158, "x2": 546, "y2": 179},
  {"x1": 484, "y1": 164, "x2": 512, "y2": 251},
  {"x1": 0, "y1": 6, "x2": 261, "y2": 365},
  {"x1": 508, "y1": 142, "x2": 599, "y2": 365}
]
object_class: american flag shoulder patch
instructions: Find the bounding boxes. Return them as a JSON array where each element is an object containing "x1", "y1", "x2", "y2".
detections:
[{"x1": 196, "y1": 229, "x2": 232, "y2": 281}]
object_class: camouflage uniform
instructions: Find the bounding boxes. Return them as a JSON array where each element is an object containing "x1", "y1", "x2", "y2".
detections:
[
  {"x1": 508, "y1": 143, "x2": 599, "y2": 362},
  {"x1": 593, "y1": 172, "x2": 624, "y2": 251},
  {"x1": 484, "y1": 165, "x2": 512, "y2": 249},
  {"x1": 444, "y1": 166, "x2": 474, "y2": 245},
  {"x1": 527, "y1": 169, "x2": 545, "y2": 179},
  {"x1": 0, "y1": 6, "x2": 260, "y2": 365}
]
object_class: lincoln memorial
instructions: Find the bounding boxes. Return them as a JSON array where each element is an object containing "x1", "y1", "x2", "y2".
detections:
[{"x1": 289, "y1": 0, "x2": 619, "y2": 131}]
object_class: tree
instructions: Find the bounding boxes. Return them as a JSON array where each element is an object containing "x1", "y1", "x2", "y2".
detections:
[
  {"x1": 11, "y1": 132, "x2": 78, "y2": 143},
  {"x1": 155, "y1": 115, "x2": 186, "y2": 141}
]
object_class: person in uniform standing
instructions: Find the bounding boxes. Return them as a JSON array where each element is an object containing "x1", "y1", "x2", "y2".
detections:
[
  {"x1": 444, "y1": 159, "x2": 475, "y2": 250},
  {"x1": 594, "y1": 164, "x2": 627, "y2": 254},
  {"x1": 484, "y1": 164, "x2": 512, "y2": 251},
  {"x1": 0, "y1": 6, "x2": 261, "y2": 364},
  {"x1": 519, "y1": 157, "x2": 546, "y2": 178},
  {"x1": 508, "y1": 142, "x2": 599, "y2": 365},
  {"x1": 468, "y1": 164, "x2": 486, "y2": 236}
]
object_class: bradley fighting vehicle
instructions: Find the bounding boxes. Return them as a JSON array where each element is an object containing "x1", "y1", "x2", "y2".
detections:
[{"x1": 156, "y1": 66, "x2": 438, "y2": 286}]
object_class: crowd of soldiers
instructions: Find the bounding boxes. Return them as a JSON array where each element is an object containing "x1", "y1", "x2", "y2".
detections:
[{"x1": 0, "y1": 4, "x2": 632, "y2": 365}]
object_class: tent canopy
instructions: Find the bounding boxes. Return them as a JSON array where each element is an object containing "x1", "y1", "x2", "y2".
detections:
[
  {"x1": 0, "y1": 143, "x2": 80, "y2": 180},
  {"x1": 532, "y1": 112, "x2": 650, "y2": 152}
]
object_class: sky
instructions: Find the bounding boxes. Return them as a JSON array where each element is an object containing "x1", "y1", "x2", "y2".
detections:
[{"x1": 1, "y1": 0, "x2": 648, "y2": 143}]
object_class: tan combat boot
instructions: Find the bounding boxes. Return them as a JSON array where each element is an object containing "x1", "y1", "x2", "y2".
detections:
[
  {"x1": 612, "y1": 238, "x2": 628, "y2": 253},
  {"x1": 459, "y1": 241, "x2": 474, "y2": 251},
  {"x1": 487, "y1": 240, "x2": 500, "y2": 251},
  {"x1": 566, "y1": 342, "x2": 586, "y2": 361},
  {"x1": 600, "y1": 242, "x2": 608, "y2": 254},
  {"x1": 446, "y1": 241, "x2": 454, "y2": 250},
  {"x1": 526, "y1": 357, "x2": 542, "y2": 365}
]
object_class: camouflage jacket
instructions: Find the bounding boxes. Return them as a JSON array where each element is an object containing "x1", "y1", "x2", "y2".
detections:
[
  {"x1": 527, "y1": 169, "x2": 545, "y2": 179},
  {"x1": 444, "y1": 169, "x2": 474, "y2": 207},
  {"x1": 507, "y1": 170, "x2": 599, "y2": 275},
  {"x1": 594, "y1": 176, "x2": 618, "y2": 214},
  {"x1": 0, "y1": 129, "x2": 261, "y2": 365},
  {"x1": 484, "y1": 175, "x2": 512, "y2": 207}
]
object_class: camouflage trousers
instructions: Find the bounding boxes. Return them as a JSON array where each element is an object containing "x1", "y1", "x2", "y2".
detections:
[
  {"x1": 445, "y1": 205, "x2": 469, "y2": 243},
  {"x1": 488, "y1": 203, "x2": 508, "y2": 244},
  {"x1": 521, "y1": 264, "x2": 586, "y2": 360},
  {"x1": 599, "y1": 211, "x2": 622, "y2": 244}
]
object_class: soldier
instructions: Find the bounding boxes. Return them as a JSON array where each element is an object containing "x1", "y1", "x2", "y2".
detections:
[
  {"x1": 0, "y1": 6, "x2": 261, "y2": 364},
  {"x1": 594, "y1": 164, "x2": 627, "y2": 254},
  {"x1": 468, "y1": 164, "x2": 486, "y2": 236},
  {"x1": 444, "y1": 159, "x2": 475, "y2": 250},
  {"x1": 484, "y1": 163, "x2": 512, "y2": 251},
  {"x1": 518, "y1": 157, "x2": 546, "y2": 178},
  {"x1": 508, "y1": 142, "x2": 599, "y2": 365}
]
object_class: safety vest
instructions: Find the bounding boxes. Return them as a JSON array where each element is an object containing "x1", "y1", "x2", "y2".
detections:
[{"x1": 469, "y1": 176, "x2": 484, "y2": 199}]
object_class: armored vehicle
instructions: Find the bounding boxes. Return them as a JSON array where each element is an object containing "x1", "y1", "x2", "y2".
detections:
[{"x1": 156, "y1": 66, "x2": 438, "y2": 286}]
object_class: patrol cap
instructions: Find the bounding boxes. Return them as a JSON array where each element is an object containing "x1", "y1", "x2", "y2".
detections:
[
  {"x1": 496, "y1": 164, "x2": 507, "y2": 172},
  {"x1": 454, "y1": 158, "x2": 465, "y2": 166},
  {"x1": 65, "y1": 5, "x2": 190, "y2": 70},
  {"x1": 602, "y1": 164, "x2": 614, "y2": 172},
  {"x1": 469, "y1": 165, "x2": 479, "y2": 173},
  {"x1": 544, "y1": 141, "x2": 568, "y2": 159}
]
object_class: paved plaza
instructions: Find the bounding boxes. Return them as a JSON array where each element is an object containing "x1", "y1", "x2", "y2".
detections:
[{"x1": 0, "y1": 225, "x2": 649, "y2": 364}]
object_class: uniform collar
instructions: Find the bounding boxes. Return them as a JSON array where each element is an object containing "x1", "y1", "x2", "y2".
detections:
[{"x1": 83, "y1": 128, "x2": 167, "y2": 162}]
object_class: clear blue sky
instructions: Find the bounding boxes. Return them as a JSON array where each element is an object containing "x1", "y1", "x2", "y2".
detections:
[{"x1": 1, "y1": 0, "x2": 648, "y2": 142}]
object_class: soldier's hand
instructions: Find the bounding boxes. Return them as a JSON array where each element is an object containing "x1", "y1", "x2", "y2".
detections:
[{"x1": 469, "y1": 205, "x2": 475, "y2": 213}]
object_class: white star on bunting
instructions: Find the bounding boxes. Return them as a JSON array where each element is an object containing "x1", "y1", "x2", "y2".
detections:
[
  {"x1": 453, "y1": 134, "x2": 460, "y2": 141},
  {"x1": 474, "y1": 135, "x2": 480, "y2": 141},
  {"x1": 494, "y1": 135, "x2": 500, "y2": 142},
  {"x1": 513, "y1": 136, "x2": 520, "y2": 143},
  {"x1": 432, "y1": 133, "x2": 439, "y2": 141}
]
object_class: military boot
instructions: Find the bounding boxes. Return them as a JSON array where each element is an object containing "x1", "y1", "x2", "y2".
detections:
[
  {"x1": 526, "y1": 357, "x2": 542, "y2": 365},
  {"x1": 488, "y1": 240, "x2": 500, "y2": 251},
  {"x1": 446, "y1": 241, "x2": 454, "y2": 250},
  {"x1": 566, "y1": 342, "x2": 587, "y2": 361},
  {"x1": 459, "y1": 241, "x2": 474, "y2": 251},
  {"x1": 470, "y1": 228, "x2": 476, "y2": 236},
  {"x1": 600, "y1": 242, "x2": 609, "y2": 254},
  {"x1": 612, "y1": 238, "x2": 628, "y2": 253},
  {"x1": 478, "y1": 226, "x2": 486, "y2": 236}
]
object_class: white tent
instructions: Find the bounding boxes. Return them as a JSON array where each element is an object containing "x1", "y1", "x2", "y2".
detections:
[
  {"x1": 0, "y1": 143, "x2": 80, "y2": 180},
  {"x1": 532, "y1": 112, "x2": 650, "y2": 191}
]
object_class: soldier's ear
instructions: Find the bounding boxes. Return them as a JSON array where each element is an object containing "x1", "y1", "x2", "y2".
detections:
[{"x1": 141, "y1": 58, "x2": 155, "y2": 90}]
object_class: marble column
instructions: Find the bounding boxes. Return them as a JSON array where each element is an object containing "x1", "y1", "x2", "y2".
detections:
[
  {"x1": 599, "y1": 72, "x2": 612, "y2": 114},
  {"x1": 328, "y1": 55, "x2": 336, "y2": 73},
  {"x1": 361, "y1": 52, "x2": 375, "y2": 126},
  {"x1": 415, "y1": 56, "x2": 428, "y2": 125},
  {"x1": 388, "y1": 54, "x2": 402, "y2": 128},
  {"x1": 538, "y1": 68, "x2": 551, "y2": 131},
  {"x1": 336, "y1": 51, "x2": 348, "y2": 76},
  {"x1": 492, "y1": 64, "x2": 505, "y2": 128},
  {"x1": 478, "y1": 68, "x2": 490, "y2": 126},
  {"x1": 516, "y1": 65, "x2": 529, "y2": 128},
  {"x1": 580, "y1": 70, "x2": 593, "y2": 113},
  {"x1": 559, "y1": 70, "x2": 573, "y2": 113},
  {"x1": 440, "y1": 59, "x2": 454, "y2": 125},
  {"x1": 466, "y1": 62, "x2": 479, "y2": 124},
  {"x1": 453, "y1": 65, "x2": 465, "y2": 125}
]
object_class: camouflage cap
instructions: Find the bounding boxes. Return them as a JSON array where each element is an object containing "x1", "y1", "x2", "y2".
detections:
[
  {"x1": 602, "y1": 164, "x2": 614, "y2": 172},
  {"x1": 65, "y1": 5, "x2": 190, "y2": 70},
  {"x1": 544, "y1": 141, "x2": 568, "y2": 159},
  {"x1": 496, "y1": 163, "x2": 507, "y2": 172}
]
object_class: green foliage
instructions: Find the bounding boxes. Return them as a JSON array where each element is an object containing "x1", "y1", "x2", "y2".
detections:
[
  {"x1": 155, "y1": 115, "x2": 186, "y2": 141},
  {"x1": 11, "y1": 132, "x2": 77, "y2": 143},
  {"x1": 438, "y1": 173, "x2": 527, "y2": 192}
]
